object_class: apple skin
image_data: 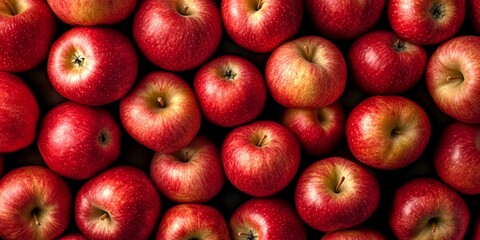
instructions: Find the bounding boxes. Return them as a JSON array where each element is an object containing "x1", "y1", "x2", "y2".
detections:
[
  {"x1": 265, "y1": 36, "x2": 347, "y2": 108},
  {"x1": 57, "y1": 233, "x2": 88, "y2": 240},
  {"x1": 294, "y1": 157, "x2": 381, "y2": 232},
  {"x1": 346, "y1": 95, "x2": 431, "y2": 170},
  {"x1": 426, "y1": 35, "x2": 480, "y2": 124},
  {"x1": 229, "y1": 198, "x2": 307, "y2": 240},
  {"x1": 320, "y1": 226, "x2": 386, "y2": 240},
  {"x1": 389, "y1": 178, "x2": 470, "y2": 240},
  {"x1": 221, "y1": 0, "x2": 303, "y2": 53},
  {"x1": 193, "y1": 55, "x2": 267, "y2": 127},
  {"x1": 0, "y1": 72, "x2": 39, "y2": 153},
  {"x1": 155, "y1": 204, "x2": 230, "y2": 240},
  {"x1": 120, "y1": 71, "x2": 201, "y2": 153},
  {"x1": 221, "y1": 120, "x2": 301, "y2": 197},
  {"x1": 0, "y1": 0, "x2": 56, "y2": 72},
  {"x1": 468, "y1": 0, "x2": 480, "y2": 33},
  {"x1": 75, "y1": 166, "x2": 161, "y2": 240},
  {"x1": 133, "y1": 0, "x2": 222, "y2": 72},
  {"x1": 0, "y1": 166, "x2": 72, "y2": 240},
  {"x1": 305, "y1": 0, "x2": 384, "y2": 40},
  {"x1": 387, "y1": 0, "x2": 465, "y2": 45},
  {"x1": 150, "y1": 135, "x2": 225, "y2": 203},
  {"x1": 280, "y1": 101, "x2": 345, "y2": 156},
  {"x1": 47, "y1": 26, "x2": 138, "y2": 106},
  {"x1": 47, "y1": 0, "x2": 138, "y2": 26},
  {"x1": 348, "y1": 30, "x2": 428, "y2": 95},
  {"x1": 37, "y1": 102, "x2": 122, "y2": 180}
]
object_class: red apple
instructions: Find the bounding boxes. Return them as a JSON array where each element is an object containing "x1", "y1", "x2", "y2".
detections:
[
  {"x1": 155, "y1": 204, "x2": 230, "y2": 240},
  {"x1": 133, "y1": 0, "x2": 222, "y2": 71},
  {"x1": 389, "y1": 178, "x2": 470, "y2": 240},
  {"x1": 221, "y1": 120, "x2": 301, "y2": 197},
  {"x1": 468, "y1": 0, "x2": 480, "y2": 33},
  {"x1": 346, "y1": 95, "x2": 431, "y2": 169},
  {"x1": 321, "y1": 226, "x2": 386, "y2": 240},
  {"x1": 0, "y1": 72, "x2": 39, "y2": 153},
  {"x1": 265, "y1": 36, "x2": 347, "y2": 108},
  {"x1": 221, "y1": 0, "x2": 303, "y2": 53},
  {"x1": 348, "y1": 30, "x2": 428, "y2": 94},
  {"x1": 295, "y1": 157, "x2": 380, "y2": 232},
  {"x1": 75, "y1": 166, "x2": 161, "y2": 240},
  {"x1": 193, "y1": 55, "x2": 267, "y2": 127},
  {"x1": 120, "y1": 71, "x2": 201, "y2": 153},
  {"x1": 0, "y1": 166, "x2": 72, "y2": 240},
  {"x1": 47, "y1": 26, "x2": 138, "y2": 106},
  {"x1": 57, "y1": 233, "x2": 87, "y2": 240},
  {"x1": 0, "y1": 0, "x2": 55, "y2": 72},
  {"x1": 37, "y1": 102, "x2": 122, "y2": 180},
  {"x1": 387, "y1": 0, "x2": 465, "y2": 45}
]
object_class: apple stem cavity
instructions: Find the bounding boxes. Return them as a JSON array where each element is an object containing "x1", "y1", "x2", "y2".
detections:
[
  {"x1": 430, "y1": 3, "x2": 446, "y2": 20},
  {"x1": 2, "y1": 0, "x2": 16, "y2": 15},
  {"x1": 335, "y1": 176, "x2": 346, "y2": 193},
  {"x1": 72, "y1": 54, "x2": 85, "y2": 67},
  {"x1": 257, "y1": 135, "x2": 268, "y2": 147},
  {"x1": 446, "y1": 76, "x2": 464, "y2": 82},
  {"x1": 224, "y1": 69, "x2": 236, "y2": 80},
  {"x1": 157, "y1": 97, "x2": 166, "y2": 108},
  {"x1": 183, "y1": 150, "x2": 189, "y2": 162},
  {"x1": 304, "y1": 45, "x2": 313, "y2": 62},
  {"x1": 238, "y1": 230, "x2": 257, "y2": 240},
  {"x1": 100, "y1": 212, "x2": 109, "y2": 221},
  {"x1": 393, "y1": 40, "x2": 407, "y2": 52}
]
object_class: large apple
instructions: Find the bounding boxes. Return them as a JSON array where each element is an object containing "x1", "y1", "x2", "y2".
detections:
[
  {"x1": 265, "y1": 36, "x2": 347, "y2": 108},
  {"x1": 321, "y1": 226, "x2": 386, "y2": 240},
  {"x1": 75, "y1": 166, "x2": 161, "y2": 240},
  {"x1": 120, "y1": 71, "x2": 201, "y2": 153},
  {"x1": 346, "y1": 95, "x2": 431, "y2": 169},
  {"x1": 0, "y1": 72, "x2": 39, "y2": 153},
  {"x1": 389, "y1": 178, "x2": 470, "y2": 240},
  {"x1": 0, "y1": 0, "x2": 55, "y2": 72},
  {"x1": 193, "y1": 55, "x2": 267, "y2": 127},
  {"x1": 48, "y1": 26, "x2": 138, "y2": 106},
  {"x1": 0, "y1": 166, "x2": 72, "y2": 240}
]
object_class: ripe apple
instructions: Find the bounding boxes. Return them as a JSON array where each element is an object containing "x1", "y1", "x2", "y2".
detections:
[
  {"x1": 221, "y1": 0, "x2": 303, "y2": 53},
  {"x1": 305, "y1": 0, "x2": 384, "y2": 40},
  {"x1": 155, "y1": 204, "x2": 230, "y2": 240},
  {"x1": 221, "y1": 120, "x2": 301, "y2": 197},
  {"x1": 37, "y1": 102, "x2": 122, "y2": 180},
  {"x1": 280, "y1": 101, "x2": 345, "y2": 156},
  {"x1": 75, "y1": 166, "x2": 161, "y2": 240},
  {"x1": 0, "y1": 72, "x2": 39, "y2": 153},
  {"x1": 0, "y1": 0, "x2": 55, "y2": 72},
  {"x1": 193, "y1": 55, "x2": 267, "y2": 127},
  {"x1": 321, "y1": 226, "x2": 386, "y2": 240},
  {"x1": 348, "y1": 30, "x2": 428, "y2": 94},
  {"x1": 48, "y1": 26, "x2": 138, "y2": 106},
  {"x1": 47, "y1": 0, "x2": 138, "y2": 25},
  {"x1": 120, "y1": 71, "x2": 201, "y2": 153},
  {"x1": 468, "y1": 0, "x2": 480, "y2": 33},
  {"x1": 133, "y1": 0, "x2": 222, "y2": 72},
  {"x1": 295, "y1": 157, "x2": 380, "y2": 232},
  {"x1": 346, "y1": 95, "x2": 431, "y2": 169},
  {"x1": 389, "y1": 178, "x2": 470, "y2": 240},
  {"x1": 265, "y1": 36, "x2": 347, "y2": 108},
  {"x1": 387, "y1": 0, "x2": 465, "y2": 45},
  {"x1": 57, "y1": 233, "x2": 87, "y2": 240},
  {"x1": 426, "y1": 35, "x2": 480, "y2": 123},
  {"x1": 0, "y1": 166, "x2": 72, "y2": 240}
]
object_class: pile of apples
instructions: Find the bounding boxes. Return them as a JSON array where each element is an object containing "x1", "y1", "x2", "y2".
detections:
[{"x1": 1, "y1": 0, "x2": 480, "y2": 239}]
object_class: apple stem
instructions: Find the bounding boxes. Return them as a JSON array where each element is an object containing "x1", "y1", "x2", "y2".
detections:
[
  {"x1": 157, "y1": 97, "x2": 165, "y2": 108},
  {"x1": 431, "y1": 220, "x2": 437, "y2": 233},
  {"x1": 183, "y1": 150, "x2": 189, "y2": 162},
  {"x1": 446, "y1": 76, "x2": 463, "y2": 81},
  {"x1": 33, "y1": 213, "x2": 40, "y2": 226},
  {"x1": 304, "y1": 45, "x2": 312, "y2": 62},
  {"x1": 257, "y1": 135, "x2": 267, "y2": 147},
  {"x1": 334, "y1": 176, "x2": 345, "y2": 193},
  {"x1": 182, "y1": 5, "x2": 189, "y2": 15},
  {"x1": 100, "y1": 212, "x2": 109, "y2": 221},
  {"x1": 224, "y1": 69, "x2": 236, "y2": 80},
  {"x1": 2, "y1": 0, "x2": 16, "y2": 15},
  {"x1": 238, "y1": 230, "x2": 257, "y2": 240},
  {"x1": 256, "y1": 0, "x2": 263, "y2": 10}
]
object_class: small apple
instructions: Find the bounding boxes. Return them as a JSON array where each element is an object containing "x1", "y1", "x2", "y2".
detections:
[{"x1": 321, "y1": 226, "x2": 386, "y2": 240}]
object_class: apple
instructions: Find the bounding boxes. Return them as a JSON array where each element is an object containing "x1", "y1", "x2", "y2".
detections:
[
  {"x1": 265, "y1": 36, "x2": 347, "y2": 108},
  {"x1": 229, "y1": 198, "x2": 307, "y2": 240},
  {"x1": 426, "y1": 35, "x2": 480, "y2": 123},
  {"x1": 75, "y1": 166, "x2": 161, "y2": 240},
  {"x1": 0, "y1": 166, "x2": 72, "y2": 240},
  {"x1": 387, "y1": 0, "x2": 466, "y2": 45},
  {"x1": 193, "y1": 55, "x2": 267, "y2": 127},
  {"x1": 221, "y1": 120, "x2": 301, "y2": 197},
  {"x1": 280, "y1": 101, "x2": 345, "y2": 156},
  {"x1": 47, "y1": 0, "x2": 138, "y2": 25},
  {"x1": 150, "y1": 135, "x2": 225, "y2": 203},
  {"x1": 155, "y1": 204, "x2": 230, "y2": 240},
  {"x1": 0, "y1": 72, "x2": 39, "y2": 153},
  {"x1": 133, "y1": 0, "x2": 222, "y2": 72},
  {"x1": 47, "y1": 26, "x2": 138, "y2": 106},
  {"x1": 295, "y1": 157, "x2": 380, "y2": 232},
  {"x1": 348, "y1": 30, "x2": 428, "y2": 94},
  {"x1": 0, "y1": 0, "x2": 56, "y2": 72},
  {"x1": 57, "y1": 233, "x2": 87, "y2": 240},
  {"x1": 221, "y1": 0, "x2": 303, "y2": 53},
  {"x1": 389, "y1": 178, "x2": 470, "y2": 240},
  {"x1": 346, "y1": 95, "x2": 431, "y2": 169},
  {"x1": 468, "y1": 0, "x2": 480, "y2": 33},
  {"x1": 305, "y1": 0, "x2": 384, "y2": 40},
  {"x1": 37, "y1": 101, "x2": 122, "y2": 180},
  {"x1": 321, "y1": 226, "x2": 386, "y2": 240},
  {"x1": 120, "y1": 71, "x2": 201, "y2": 153}
]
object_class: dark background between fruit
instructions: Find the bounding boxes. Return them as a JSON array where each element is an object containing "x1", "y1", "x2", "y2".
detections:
[{"x1": 3, "y1": 0, "x2": 479, "y2": 239}]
